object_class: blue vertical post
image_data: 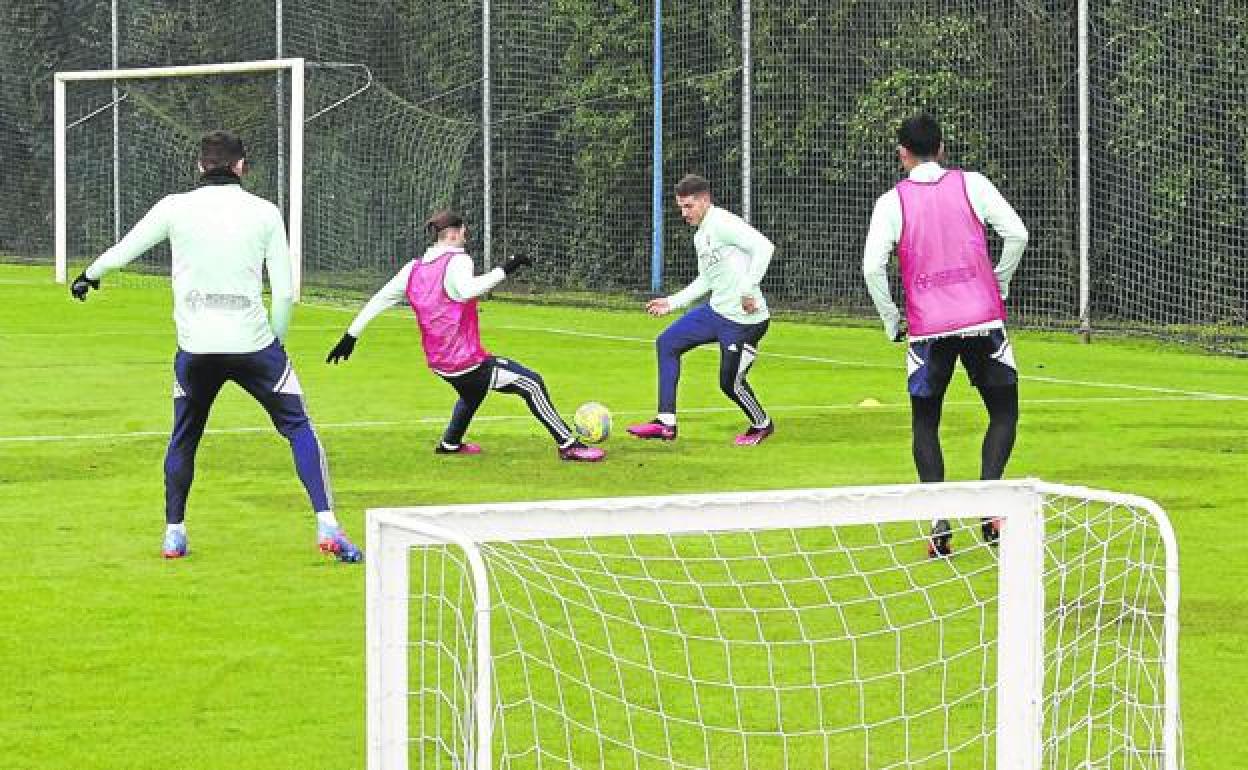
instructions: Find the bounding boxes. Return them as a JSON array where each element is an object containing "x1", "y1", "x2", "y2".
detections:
[{"x1": 650, "y1": 0, "x2": 664, "y2": 294}]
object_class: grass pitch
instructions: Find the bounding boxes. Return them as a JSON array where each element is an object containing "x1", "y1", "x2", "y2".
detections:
[{"x1": 0, "y1": 263, "x2": 1243, "y2": 768}]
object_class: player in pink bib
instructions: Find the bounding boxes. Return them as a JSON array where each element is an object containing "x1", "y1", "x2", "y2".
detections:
[
  {"x1": 863, "y1": 114, "x2": 1029, "y2": 556},
  {"x1": 326, "y1": 210, "x2": 605, "y2": 462},
  {"x1": 895, "y1": 168, "x2": 1006, "y2": 337},
  {"x1": 406, "y1": 246, "x2": 490, "y2": 374}
]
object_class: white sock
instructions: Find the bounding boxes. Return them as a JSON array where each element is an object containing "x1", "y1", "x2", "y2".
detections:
[
  {"x1": 316, "y1": 511, "x2": 339, "y2": 529},
  {"x1": 656, "y1": 413, "x2": 676, "y2": 427},
  {"x1": 166, "y1": 522, "x2": 186, "y2": 535}
]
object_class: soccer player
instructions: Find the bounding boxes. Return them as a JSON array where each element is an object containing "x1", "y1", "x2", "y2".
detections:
[
  {"x1": 627, "y1": 174, "x2": 776, "y2": 445},
  {"x1": 862, "y1": 114, "x2": 1029, "y2": 556},
  {"x1": 325, "y1": 210, "x2": 606, "y2": 462},
  {"x1": 70, "y1": 130, "x2": 360, "y2": 562}
]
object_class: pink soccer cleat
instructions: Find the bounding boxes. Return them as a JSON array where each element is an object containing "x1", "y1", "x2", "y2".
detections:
[
  {"x1": 733, "y1": 422, "x2": 774, "y2": 446},
  {"x1": 626, "y1": 420, "x2": 677, "y2": 441},
  {"x1": 435, "y1": 442, "x2": 482, "y2": 455},
  {"x1": 559, "y1": 442, "x2": 606, "y2": 462}
]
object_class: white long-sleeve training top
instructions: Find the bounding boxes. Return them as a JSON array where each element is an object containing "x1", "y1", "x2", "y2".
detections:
[
  {"x1": 667, "y1": 205, "x2": 775, "y2": 324},
  {"x1": 85, "y1": 182, "x2": 292, "y2": 353}
]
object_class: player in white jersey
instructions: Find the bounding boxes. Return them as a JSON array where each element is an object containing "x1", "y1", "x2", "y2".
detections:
[
  {"x1": 70, "y1": 130, "x2": 359, "y2": 562},
  {"x1": 627, "y1": 174, "x2": 777, "y2": 445},
  {"x1": 862, "y1": 114, "x2": 1028, "y2": 556}
]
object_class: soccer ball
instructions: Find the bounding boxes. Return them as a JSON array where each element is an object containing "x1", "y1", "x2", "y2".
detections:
[{"x1": 573, "y1": 402, "x2": 611, "y2": 443}]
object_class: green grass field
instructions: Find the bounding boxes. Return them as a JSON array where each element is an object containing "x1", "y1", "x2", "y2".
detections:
[{"x1": 1, "y1": 262, "x2": 1244, "y2": 769}]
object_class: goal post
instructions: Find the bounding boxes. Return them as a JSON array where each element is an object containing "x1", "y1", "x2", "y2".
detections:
[
  {"x1": 366, "y1": 480, "x2": 1181, "y2": 770},
  {"x1": 53, "y1": 58, "x2": 305, "y2": 298}
]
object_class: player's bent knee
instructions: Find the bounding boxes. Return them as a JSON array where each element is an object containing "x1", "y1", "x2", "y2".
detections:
[
  {"x1": 273, "y1": 416, "x2": 312, "y2": 439},
  {"x1": 656, "y1": 329, "x2": 686, "y2": 356}
]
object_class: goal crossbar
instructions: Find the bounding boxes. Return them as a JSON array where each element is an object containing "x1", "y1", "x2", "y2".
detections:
[
  {"x1": 370, "y1": 481, "x2": 1054, "y2": 545},
  {"x1": 53, "y1": 58, "x2": 305, "y2": 298}
]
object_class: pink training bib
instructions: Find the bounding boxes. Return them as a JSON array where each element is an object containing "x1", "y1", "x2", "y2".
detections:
[
  {"x1": 406, "y1": 249, "x2": 489, "y2": 373},
  {"x1": 896, "y1": 169, "x2": 1006, "y2": 337}
]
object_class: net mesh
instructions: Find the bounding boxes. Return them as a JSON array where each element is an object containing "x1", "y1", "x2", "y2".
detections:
[
  {"x1": 286, "y1": 0, "x2": 484, "y2": 290},
  {"x1": 396, "y1": 488, "x2": 1179, "y2": 769},
  {"x1": 1, "y1": 2, "x2": 114, "y2": 263},
  {"x1": 1087, "y1": 0, "x2": 1248, "y2": 352},
  {"x1": 487, "y1": 3, "x2": 653, "y2": 291},
  {"x1": 750, "y1": 0, "x2": 1077, "y2": 324},
  {"x1": 40, "y1": 1, "x2": 482, "y2": 290},
  {"x1": 62, "y1": 74, "x2": 286, "y2": 280},
  {"x1": 301, "y1": 64, "x2": 479, "y2": 291}
]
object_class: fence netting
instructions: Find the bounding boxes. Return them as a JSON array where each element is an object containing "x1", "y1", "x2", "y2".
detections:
[{"x1": 2, "y1": 1, "x2": 1243, "y2": 351}]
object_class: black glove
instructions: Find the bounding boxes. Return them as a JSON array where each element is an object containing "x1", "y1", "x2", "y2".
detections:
[
  {"x1": 326, "y1": 333, "x2": 357, "y2": 364},
  {"x1": 501, "y1": 254, "x2": 533, "y2": 276},
  {"x1": 70, "y1": 271, "x2": 100, "y2": 301}
]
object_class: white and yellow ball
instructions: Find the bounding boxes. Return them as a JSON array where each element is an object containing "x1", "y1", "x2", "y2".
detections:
[{"x1": 572, "y1": 402, "x2": 611, "y2": 443}]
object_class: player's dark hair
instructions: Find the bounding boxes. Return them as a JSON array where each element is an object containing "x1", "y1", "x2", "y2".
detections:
[
  {"x1": 199, "y1": 130, "x2": 246, "y2": 171},
  {"x1": 674, "y1": 174, "x2": 712, "y2": 197},
  {"x1": 897, "y1": 114, "x2": 942, "y2": 158},
  {"x1": 425, "y1": 209, "x2": 465, "y2": 239}
]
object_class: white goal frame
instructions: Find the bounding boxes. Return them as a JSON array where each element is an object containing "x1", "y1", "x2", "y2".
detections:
[
  {"x1": 53, "y1": 58, "x2": 306, "y2": 299},
  {"x1": 366, "y1": 479, "x2": 1181, "y2": 770}
]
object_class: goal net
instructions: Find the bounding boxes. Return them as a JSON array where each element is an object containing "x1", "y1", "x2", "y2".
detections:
[
  {"x1": 53, "y1": 57, "x2": 477, "y2": 295},
  {"x1": 54, "y1": 60, "x2": 297, "y2": 288},
  {"x1": 366, "y1": 480, "x2": 1181, "y2": 769}
]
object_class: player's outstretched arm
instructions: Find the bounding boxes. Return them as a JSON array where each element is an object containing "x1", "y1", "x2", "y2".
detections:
[
  {"x1": 328, "y1": 261, "x2": 414, "y2": 364},
  {"x1": 71, "y1": 198, "x2": 172, "y2": 301},
  {"x1": 445, "y1": 252, "x2": 526, "y2": 301}
]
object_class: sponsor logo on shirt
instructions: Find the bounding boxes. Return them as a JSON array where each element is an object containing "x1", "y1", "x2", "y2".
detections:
[
  {"x1": 914, "y1": 265, "x2": 977, "y2": 291},
  {"x1": 185, "y1": 290, "x2": 254, "y2": 312},
  {"x1": 699, "y1": 244, "x2": 727, "y2": 269}
]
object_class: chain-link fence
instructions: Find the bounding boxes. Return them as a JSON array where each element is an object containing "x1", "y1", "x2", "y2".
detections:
[{"x1": 2, "y1": 1, "x2": 1243, "y2": 352}]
